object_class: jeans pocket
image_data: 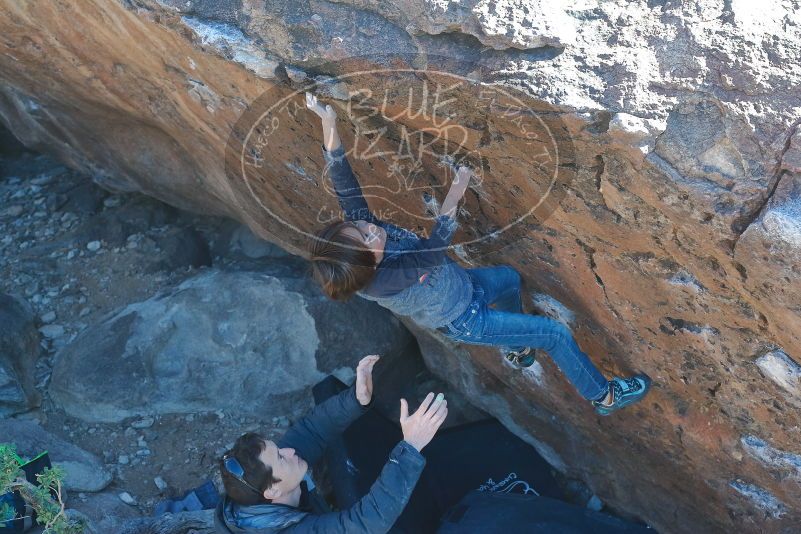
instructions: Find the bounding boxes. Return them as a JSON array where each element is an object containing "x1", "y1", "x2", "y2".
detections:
[{"x1": 450, "y1": 300, "x2": 484, "y2": 338}]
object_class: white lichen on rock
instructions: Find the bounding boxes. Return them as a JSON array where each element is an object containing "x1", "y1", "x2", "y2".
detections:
[
  {"x1": 667, "y1": 271, "x2": 705, "y2": 293},
  {"x1": 180, "y1": 16, "x2": 279, "y2": 79},
  {"x1": 761, "y1": 209, "x2": 801, "y2": 248},
  {"x1": 730, "y1": 480, "x2": 787, "y2": 519},
  {"x1": 531, "y1": 293, "x2": 576, "y2": 327},
  {"x1": 741, "y1": 435, "x2": 801, "y2": 481},
  {"x1": 756, "y1": 350, "x2": 801, "y2": 399},
  {"x1": 470, "y1": 0, "x2": 576, "y2": 50},
  {"x1": 608, "y1": 113, "x2": 667, "y2": 154}
]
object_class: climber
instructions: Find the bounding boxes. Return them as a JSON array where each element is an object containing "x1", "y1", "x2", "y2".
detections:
[
  {"x1": 215, "y1": 355, "x2": 448, "y2": 533},
  {"x1": 305, "y1": 92, "x2": 651, "y2": 415}
]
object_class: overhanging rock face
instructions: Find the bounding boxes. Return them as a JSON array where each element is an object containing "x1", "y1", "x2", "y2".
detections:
[{"x1": 1, "y1": 1, "x2": 800, "y2": 531}]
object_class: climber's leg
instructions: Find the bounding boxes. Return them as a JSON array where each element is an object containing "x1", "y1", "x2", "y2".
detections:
[
  {"x1": 464, "y1": 266, "x2": 528, "y2": 358},
  {"x1": 446, "y1": 304, "x2": 609, "y2": 402},
  {"x1": 466, "y1": 266, "x2": 523, "y2": 314}
]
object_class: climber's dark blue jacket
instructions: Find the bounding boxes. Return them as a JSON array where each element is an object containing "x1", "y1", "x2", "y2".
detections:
[
  {"x1": 215, "y1": 386, "x2": 426, "y2": 533},
  {"x1": 321, "y1": 144, "x2": 473, "y2": 329}
]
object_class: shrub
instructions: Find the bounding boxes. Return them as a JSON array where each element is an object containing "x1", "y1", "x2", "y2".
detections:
[{"x1": 0, "y1": 444, "x2": 86, "y2": 534}]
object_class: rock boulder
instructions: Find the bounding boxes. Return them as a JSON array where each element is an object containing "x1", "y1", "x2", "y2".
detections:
[
  {"x1": 49, "y1": 268, "x2": 414, "y2": 423},
  {"x1": 0, "y1": 293, "x2": 41, "y2": 415},
  {"x1": 0, "y1": 418, "x2": 112, "y2": 493}
]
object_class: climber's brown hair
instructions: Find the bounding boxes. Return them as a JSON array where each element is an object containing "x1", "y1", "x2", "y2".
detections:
[{"x1": 309, "y1": 221, "x2": 377, "y2": 300}]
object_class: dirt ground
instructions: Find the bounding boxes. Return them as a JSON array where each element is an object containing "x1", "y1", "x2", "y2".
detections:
[{"x1": 0, "y1": 149, "x2": 290, "y2": 518}]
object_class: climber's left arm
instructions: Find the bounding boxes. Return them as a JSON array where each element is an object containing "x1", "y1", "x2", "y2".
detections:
[{"x1": 406, "y1": 166, "x2": 470, "y2": 256}]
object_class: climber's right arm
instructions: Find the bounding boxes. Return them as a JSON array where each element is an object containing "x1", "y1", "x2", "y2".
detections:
[{"x1": 306, "y1": 92, "x2": 374, "y2": 222}]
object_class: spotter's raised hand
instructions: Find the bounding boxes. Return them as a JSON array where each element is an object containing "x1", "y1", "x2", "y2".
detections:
[{"x1": 355, "y1": 355, "x2": 380, "y2": 406}]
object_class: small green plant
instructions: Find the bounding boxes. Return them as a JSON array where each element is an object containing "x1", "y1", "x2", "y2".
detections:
[
  {"x1": 1, "y1": 501, "x2": 16, "y2": 524},
  {"x1": 0, "y1": 444, "x2": 86, "y2": 534}
]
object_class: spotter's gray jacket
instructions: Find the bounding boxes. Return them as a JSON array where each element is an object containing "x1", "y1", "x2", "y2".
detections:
[{"x1": 215, "y1": 387, "x2": 426, "y2": 533}]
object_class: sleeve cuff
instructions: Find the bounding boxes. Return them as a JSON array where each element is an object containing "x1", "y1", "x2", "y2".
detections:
[
  {"x1": 433, "y1": 214, "x2": 458, "y2": 242},
  {"x1": 346, "y1": 385, "x2": 372, "y2": 412},
  {"x1": 391, "y1": 441, "x2": 426, "y2": 467},
  {"x1": 322, "y1": 143, "x2": 346, "y2": 163}
]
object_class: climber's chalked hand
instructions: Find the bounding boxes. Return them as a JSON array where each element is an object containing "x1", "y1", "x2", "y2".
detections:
[
  {"x1": 305, "y1": 92, "x2": 337, "y2": 124},
  {"x1": 453, "y1": 165, "x2": 473, "y2": 186}
]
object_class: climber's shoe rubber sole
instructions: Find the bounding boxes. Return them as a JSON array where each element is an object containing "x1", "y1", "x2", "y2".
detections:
[
  {"x1": 593, "y1": 373, "x2": 651, "y2": 416},
  {"x1": 505, "y1": 347, "x2": 536, "y2": 368}
]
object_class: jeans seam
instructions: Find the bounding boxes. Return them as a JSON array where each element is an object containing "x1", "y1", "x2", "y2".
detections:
[
  {"x1": 462, "y1": 331, "x2": 607, "y2": 397},
  {"x1": 456, "y1": 267, "x2": 606, "y2": 399}
]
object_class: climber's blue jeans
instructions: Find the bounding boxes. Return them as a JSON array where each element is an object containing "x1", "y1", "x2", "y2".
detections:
[{"x1": 439, "y1": 266, "x2": 609, "y2": 402}]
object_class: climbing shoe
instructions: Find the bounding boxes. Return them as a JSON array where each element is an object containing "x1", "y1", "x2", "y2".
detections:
[
  {"x1": 593, "y1": 374, "x2": 651, "y2": 416},
  {"x1": 505, "y1": 347, "x2": 536, "y2": 368}
]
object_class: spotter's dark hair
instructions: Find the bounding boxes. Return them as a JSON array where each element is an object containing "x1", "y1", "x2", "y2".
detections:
[{"x1": 219, "y1": 432, "x2": 280, "y2": 505}]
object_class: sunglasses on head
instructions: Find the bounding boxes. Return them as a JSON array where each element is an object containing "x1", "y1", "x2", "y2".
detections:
[{"x1": 223, "y1": 454, "x2": 262, "y2": 495}]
